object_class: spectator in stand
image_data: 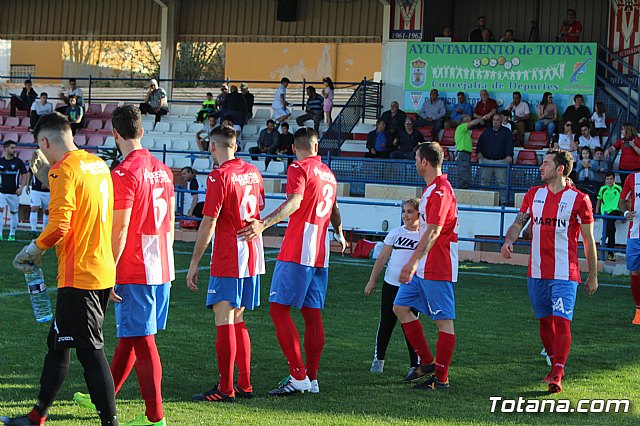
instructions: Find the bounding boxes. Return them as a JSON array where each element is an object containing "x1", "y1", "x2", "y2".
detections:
[
  {"x1": 250, "y1": 119, "x2": 279, "y2": 170},
  {"x1": 505, "y1": 91, "x2": 530, "y2": 147},
  {"x1": 215, "y1": 84, "x2": 228, "y2": 110},
  {"x1": 240, "y1": 83, "x2": 255, "y2": 121},
  {"x1": 221, "y1": 85, "x2": 248, "y2": 128},
  {"x1": 446, "y1": 92, "x2": 473, "y2": 129},
  {"x1": 473, "y1": 89, "x2": 498, "y2": 128},
  {"x1": 272, "y1": 77, "x2": 291, "y2": 125},
  {"x1": 481, "y1": 28, "x2": 493, "y2": 43},
  {"x1": 30, "y1": 93, "x2": 53, "y2": 130},
  {"x1": 558, "y1": 8, "x2": 582, "y2": 42},
  {"x1": 476, "y1": 114, "x2": 514, "y2": 204},
  {"x1": 591, "y1": 102, "x2": 607, "y2": 145},
  {"x1": 439, "y1": 27, "x2": 461, "y2": 42},
  {"x1": 366, "y1": 119, "x2": 393, "y2": 159},
  {"x1": 390, "y1": 118, "x2": 425, "y2": 160},
  {"x1": 380, "y1": 101, "x2": 406, "y2": 142},
  {"x1": 596, "y1": 172, "x2": 623, "y2": 261},
  {"x1": 501, "y1": 110, "x2": 514, "y2": 131},
  {"x1": 65, "y1": 95, "x2": 84, "y2": 135},
  {"x1": 10, "y1": 79, "x2": 38, "y2": 117},
  {"x1": 553, "y1": 121, "x2": 579, "y2": 161},
  {"x1": 563, "y1": 94, "x2": 590, "y2": 134},
  {"x1": 322, "y1": 77, "x2": 334, "y2": 126},
  {"x1": 296, "y1": 86, "x2": 324, "y2": 132},
  {"x1": 576, "y1": 146, "x2": 595, "y2": 181},
  {"x1": 605, "y1": 123, "x2": 640, "y2": 185},
  {"x1": 181, "y1": 166, "x2": 206, "y2": 220},
  {"x1": 416, "y1": 89, "x2": 445, "y2": 140},
  {"x1": 534, "y1": 92, "x2": 558, "y2": 139},
  {"x1": 592, "y1": 147, "x2": 608, "y2": 184},
  {"x1": 139, "y1": 79, "x2": 169, "y2": 124},
  {"x1": 578, "y1": 123, "x2": 599, "y2": 150},
  {"x1": 56, "y1": 78, "x2": 84, "y2": 114},
  {"x1": 468, "y1": 16, "x2": 493, "y2": 42},
  {"x1": 500, "y1": 29, "x2": 519, "y2": 42},
  {"x1": 454, "y1": 114, "x2": 483, "y2": 189},
  {"x1": 220, "y1": 116, "x2": 242, "y2": 147},
  {"x1": 195, "y1": 115, "x2": 217, "y2": 151},
  {"x1": 276, "y1": 122, "x2": 295, "y2": 167},
  {"x1": 195, "y1": 92, "x2": 216, "y2": 123}
]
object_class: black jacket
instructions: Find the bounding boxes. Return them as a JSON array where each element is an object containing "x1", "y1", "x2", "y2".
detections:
[
  {"x1": 366, "y1": 129, "x2": 394, "y2": 151},
  {"x1": 19, "y1": 88, "x2": 38, "y2": 106},
  {"x1": 380, "y1": 109, "x2": 407, "y2": 136},
  {"x1": 224, "y1": 92, "x2": 248, "y2": 114},
  {"x1": 242, "y1": 92, "x2": 255, "y2": 115}
]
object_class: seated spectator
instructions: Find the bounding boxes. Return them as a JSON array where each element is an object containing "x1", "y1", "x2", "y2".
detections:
[
  {"x1": 505, "y1": 91, "x2": 530, "y2": 146},
  {"x1": 558, "y1": 8, "x2": 582, "y2": 42},
  {"x1": 534, "y1": 92, "x2": 557, "y2": 139},
  {"x1": 139, "y1": 79, "x2": 169, "y2": 123},
  {"x1": 195, "y1": 92, "x2": 216, "y2": 123},
  {"x1": 415, "y1": 89, "x2": 445, "y2": 140},
  {"x1": 241, "y1": 83, "x2": 255, "y2": 120},
  {"x1": 500, "y1": 29, "x2": 518, "y2": 42},
  {"x1": 216, "y1": 84, "x2": 228, "y2": 109},
  {"x1": 439, "y1": 27, "x2": 461, "y2": 42},
  {"x1": 220, "y1": 116, "x2": 242, "y2": 147},
  {"x1": 30, "y1": 93, "x2": 53, "y2": 130},
  {"x1": 272, "y1": 77, "x2": 291, "y2": 124},
  {"x1": 591, "y1": 101, "x2": 607, "y2": 145},
  {"x1": 476, "y1": 114, "x2": 514, "y2": 204},
  {"x1": 553, "y1": 121, "x2": 579, "y2": 161},
  {"x1": 446, "y1": 92, "x2": 473, "y2": 128},
  {"x1": 578, "y1": 123, "x2": 599, "y2": 150},
  {"x1": 65, "y1": 95, "x2": 84, "y2": 135},
  {"x1": 10, "y1": 79, "x2": 38, "y2": 117},
  {"x1": 276, "y1": 122, "x2": 295, "y2": 167},
  {"x1": 455, "y1": 114, "x2": 483, "y2": 189},
  {"x1": 181, "y1": 166, "x2": 206, "y2": 221},
  {"x1": 390, "y1": 118, "x2": 425, "y2": 159},
  {"x1": 473, "y1": 89, "x2": 498, "y2": 128},
  {"x1": 221, "y1": 85, "x2": 248, "y2": 128},
  {"x1": 596, "y1": 172, "x2": 623, "y2": 261},
  {"x1": 592, "y1": 147, "x2": 608, "y2": 183},
  {"x1": 576, "y1": 146, "x2": 595, "y2": 181},
  {"x1": 468, "y1": 16, "x2": 493, "y2": 42},
  {"x1": 604, "y1": 123, "x2": 640, "y2": 185},
  {"x1": 563, "y1": 94, "x2": 590, "y2": 133},
  {"x1": 56, "y1": 78, "x2": 84, "y2": 114},
  {"x1": 380, "y1": 101, "x2": 406, "y2": 141},
  {"x1": 250, "y1": 119, "x2": 279, "y2": 170},
  {"x1": 365, "y1": 119, "x2": 393, "y2": 159},
  {"x1": 195, "y1": 115, "x2": 217, "y2": 151},
  {"x1": 501, "y1": 110, "x2": 513, "y2": 131},
  {"x1": 296, "y1": 86, "x2": 324, "y2": 132},
  {"x1": 481, "y1": 28, "x2": 493, "y2": 42}
]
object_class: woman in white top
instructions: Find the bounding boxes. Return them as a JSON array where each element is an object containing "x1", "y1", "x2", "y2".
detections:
[
  {"x1": 554, "y1": 120, "x2": 579, "y2": 161},
  {"x1": 365, "y1": 199, "x2": 420, "y2": 376},
  {"x1": 590, "y1": 101, "x2": 607, "y2": 145}
]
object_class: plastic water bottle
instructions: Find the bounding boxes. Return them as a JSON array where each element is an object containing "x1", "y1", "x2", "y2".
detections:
[{"x1": 24, "y1": 266, "x2": 53, "y2": 323}]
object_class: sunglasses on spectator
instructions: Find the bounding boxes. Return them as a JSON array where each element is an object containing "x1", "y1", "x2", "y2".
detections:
[
  {"x1": 565, "y1": 123, "x2": 572, "y2": 127},
  {"x1": 405, "y1": 121, "x2": 413, "y2": 124}
]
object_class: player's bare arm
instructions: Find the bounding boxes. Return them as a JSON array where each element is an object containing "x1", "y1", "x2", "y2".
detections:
[
  {"x1": 170, "y1": 196, "x2": 176, "y2": 244},
  {"x1": 365, "y1": 244, "x2": 392, "y2": 296},
  {"x1": 580, "y1": 221, "x2": 599, "y2": 296},
  {"x1": 187, "y1": 215, "x2": 217, "y2": 291},
  {"x1": 237, "y1": 193, "x2": 303, "y2": 241},
  {"x1": 399, "y1": 224, "x2": 442, "y2": 284},
  {"x1": 112, "y1": 208, "x2": 132, "y2": 266},
  {"x1": 620, "y1": 197, "x2": 635, "y2": 221},
  {"x1": 330, "y1": 202, "x2": 347, "y2": 253},
  {"x1": 501, "y1": 212, "x2": 530, "y2": 259}
]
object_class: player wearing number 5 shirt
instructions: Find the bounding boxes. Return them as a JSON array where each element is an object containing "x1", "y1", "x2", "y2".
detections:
[
  {"x1": 238, "y1": 127, "x2": 347, "y2": 396},
  {"x1": 502, "y1": 149, "x2": 598, "y2": 394},
  {"x1": 187, "y1": 125, "x2": 265, "y2": 403}
]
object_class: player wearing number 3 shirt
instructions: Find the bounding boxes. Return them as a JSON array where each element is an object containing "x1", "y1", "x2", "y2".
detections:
[
  {"x1": 502, "y1": 149, "x2": 598, "y2": 394},
  {"x1": 187, "y1": 125, "x2": 265, "y2": 403},
  {"x1": 238, "y1": 128, "x2": 346, "y2": 396}
]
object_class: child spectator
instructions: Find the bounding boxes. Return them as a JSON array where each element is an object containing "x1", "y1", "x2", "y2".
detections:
[
  {"x1": 195, "y1": 92, "x2": 216, "y2": 123},
  {"x1": 576, "y1": 146, "x2": 594, "y2": 181},
  {"x1": 322, "y1": 77, "x2": 334, "y2": 126},
  {"x1": 596, "y1": 171, "x2": 623, "y2": 261},
  {"x1": 591, "y1": 102, "x2": 607, "y2": 145},
  {"x1": 592, "y1": 147, "x2": 608, "y2": 184}
]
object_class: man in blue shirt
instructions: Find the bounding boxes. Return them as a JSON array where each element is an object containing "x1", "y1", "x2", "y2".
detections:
[
  {"x1": 296, "y1": 86, "x2": 324, "y2": 132},
  {"x1": 415, "y1": 89, "x2": 445, "y2": 140},
  {"x1": 476, "y1": 114, "x2": 514, "y2": 204},
  {"x1": 365, "y1": 120, "x2": 392, "y2": 158},
  {"x1": 446, "y1": 92, "x2": 473, "y2": 128},
  {"x1": 250, "y1": 119, "x2": 280, "y2": 170}
]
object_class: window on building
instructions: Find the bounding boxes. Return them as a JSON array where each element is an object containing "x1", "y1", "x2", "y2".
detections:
[{"x1": 10, "y1": 65, "x2": 35, "y2": 83}]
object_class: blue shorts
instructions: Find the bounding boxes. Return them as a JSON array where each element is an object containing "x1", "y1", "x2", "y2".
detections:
[
  {"x1": 394, "y1": 276, "x2": 455, "y2": 320},
  {"x1": 626, "y1": 238, "x2": 640, "y2": 272},
  {"x1": 527, "y1": 278, "x2": 578, "y2": 321},
  {"x1": 269, "y1": 261, "x2": 329, "y2": 309},
  {"x1": 206, "y1": 276, "x2": 260, "y2": 310},
  {"x1": 114, "y1": 283, "x2": 171, "y2": 338}
]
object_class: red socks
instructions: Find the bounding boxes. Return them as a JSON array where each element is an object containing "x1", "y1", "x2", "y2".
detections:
[
  {"x1": 551, "y1": 317, "x2": 572, "y2": 377},
  {"x1": 234, "y1": 322, "x2": 252, "y2": 392},
  {"x1": 301, "y1": 307, "x2": 324, "y2": 381},
  {"x1": 435, "y1": 331, "x2": 456, "y2": 382},
  {"x1": 270, "y1": 303, "x2": 306, "y2": 380},
  {"x1": 216, "y1": 324, "x2": 236, "y2": 396},
  {"x1": 401, "y1": 320, "x2": 434, "y2": 365},
  {"x1": 631, "y1": 274, "x2": 640, "y2": 309},
  {"x1": 111, "y1": 337, "x2": 136, "y2": 394},
  {"x1": 539, "y1": 316, "x2": 555, "y2": 363}
]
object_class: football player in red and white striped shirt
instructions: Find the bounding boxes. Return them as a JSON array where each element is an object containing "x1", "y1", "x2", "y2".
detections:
[
  {"x1": 238, "y1": 128, "x2": 346, "y2": 396},
  {"x1": 502, "y1": 149, "x2": 598, "y2": 393},
  {"x1": 619, "y1": 171, "x2": 640, "y2": 324},
  {"x1": 393, "y1": 142, "x2": 459, "y2": 391},
  {"x1": 187, "y1": 125, "x2": 265, "y2": 403}
]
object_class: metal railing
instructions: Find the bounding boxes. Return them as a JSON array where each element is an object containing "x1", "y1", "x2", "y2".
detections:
[{"x1": 596, "y1": 44, "x2": 640, "y2": 127}]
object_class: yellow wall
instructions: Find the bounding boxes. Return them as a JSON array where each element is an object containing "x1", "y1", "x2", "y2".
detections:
[
  {"x1": 225, "y1": 43, "x2": 381, "y2": 86},
  {"x1": 11, "y1": 41, "x2": 64, "y2": 79}
]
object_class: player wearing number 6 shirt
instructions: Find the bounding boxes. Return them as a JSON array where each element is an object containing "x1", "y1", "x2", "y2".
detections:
[
  {"x1": 187, "y1": 125, "x2": 265, "y2": 403},
  {"x1": 238, "y1": 127, "x2": 346, "y2": 396},
  {"x1": 502, "y1": 149, "x2": 598, "y2": 394},
  {"x1": 619, "y1": 171, "x2": 640, "y2": 324},
  {"x1": 73, "y1": 105, "x2": 175, "y2": 426},
  {"x1": 393, "y1": 142, "x2": 458, "y2": 391},
  {"x1": 7, "y1": 113, "x2": 118, "y2": 426}
]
